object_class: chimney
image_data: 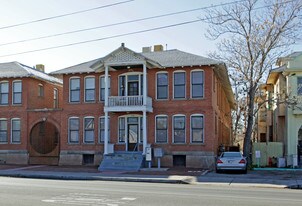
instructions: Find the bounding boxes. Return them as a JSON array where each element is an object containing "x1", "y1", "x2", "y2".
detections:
[
  {"x1": 154, "y1": 44, "x2": 164, "y2": 52},
  {"x1": 142, "y1": 46, "x2": 151, "y2": 53},
  {"x1": 36, "y1": 64, "x2": 45, "y2": 72}
]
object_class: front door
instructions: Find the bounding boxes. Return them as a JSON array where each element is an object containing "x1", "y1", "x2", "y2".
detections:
[{"x1": 128, "y1": 124, "x2": 138, "y2": 151}]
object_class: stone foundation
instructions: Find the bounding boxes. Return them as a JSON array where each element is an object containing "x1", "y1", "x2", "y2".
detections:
[
  {"x1": 59, "y1": 150, "x2": 103, "y2": 166},
  {"x1": 0, "y1": 150, "x2": 28, "y2": 164}
]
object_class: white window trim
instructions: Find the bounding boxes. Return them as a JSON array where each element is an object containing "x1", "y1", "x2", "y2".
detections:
[
  {"x1": 155, "y1": 115, "x2": 168, "y2": 143},
  {"x1": 11, "y1": 118, "x2": 21, "y2": 144},
  {"x1": 12, "y1": 80, "x2": 22, "y2": 105},
  {"x1": 173, "y1": 70, "x2": 186, "y2": 99},
  {"x1": 83, "y1": 116, "x2": 95, "y2": 144},
  {"x1": 53, "y1": 88, "x2": 58, "y2": 108},
  {"x1": 84, "y1": 76, "x2": 95, "y2": 102},
  {"x1": 99, "y1": 116, "x2": 110, "y2": 143},
  {"x1": 0, "y1": 81, "x2": 9, "y2": 105},
  {"x1": 68, "y1": 117, "x2": 80, "y2": 144},
  {"x1": 190, "y1": 114, "x2": 204, "y2": 144},
  {"x1": 190, "y1": 69, "x2": 204, "y2": 99},
  {"x1": 69, "y1": 77, "x2": 80, "y2": 103},
  {"x1": 0, "y1": 118, "x2": 8, "y2": 143},
  {"x1": 118, "y1": 114, "x2": 143, "y2": 144},
  {"x1": 156, "y1": 71, "x2": 168, "y2": 100},
  {"x1": 172, "y1": 114, "x2": 186, "y2": 144},
  {"x1": 99, "y1": 75, "x2": 111, "y2": 102},
  {"x1": 118, "y1": 72, "x2": 144, "y2": 96}
]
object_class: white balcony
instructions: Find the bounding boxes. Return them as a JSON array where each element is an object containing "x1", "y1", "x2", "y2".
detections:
[{"x1": 105, "y1": 96, "x2": 153, "y2": 112}]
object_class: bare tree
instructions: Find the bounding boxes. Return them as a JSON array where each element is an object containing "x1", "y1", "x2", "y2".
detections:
[{"x1": 204, "y1": 0, "x2": 302, "y2": 162}]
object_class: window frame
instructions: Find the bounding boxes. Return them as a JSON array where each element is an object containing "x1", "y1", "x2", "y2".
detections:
[
  {"x1": 69, "y1": 77, "x2": 80, "y2": 103},
  {"x1": 156, "y1": 72, "x2": 168, "y2": 100},
  {"x1": 12, "y1": 80, "x2": 22, "y2": 105},
  {"x1": 11, "y1": 118, "x2": 21, "y2": 144},
  {"x1": 84, "y1": 76, "x2": 95, "y2": 102},
  {"x1": 297, "y1": 77, "x2": 302, "y2": 96},
  {"x1": 0, "y1": 81, "x2": 9, "y2": 105},
  {"x1": 155, "y1": 115, "x2": 168, "y2": 143},
  {"x1": 100, "y1": 75, "x2": 111, "y2": 102},
  {"x1": 191, "y1": 70, "x2": 204, "y2": 98},
  {"x1": 173, "y1": 71, "x2": 186, "y2": 99},
  {"x1": 118, "y1": 72, "x2": 143, "y2": 96},
  {"x1": 38, "y1": 83, "x2": 44, "y2": 97},
  {"x1": 99, "y1": 116, "x2": 110, "y2": 143},
  {"x1": 68, "y1": 117, "x2": 80, "y2": 144},
  {"x1": 53, "y1": 88, "x2": 58, "y2": 108},
  {"x1": 0, "y1": 118, "x2": 8, "y2": 143},
  {"x1": 190, "y1": 114, "x2": 204, "y2": 143},
  {"x1": 83, "y1": 116, "x2": 95, "y2": 144},
  {"x1": 172, "y1": 114, "x2": 186, "y2": 143}
]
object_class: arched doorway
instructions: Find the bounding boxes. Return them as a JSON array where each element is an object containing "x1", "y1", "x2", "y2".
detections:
[{"x1": 29, "y1": 121, "x2": 59, "y2": 165}]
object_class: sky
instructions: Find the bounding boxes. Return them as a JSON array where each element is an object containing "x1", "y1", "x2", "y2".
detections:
[{"x1": 0, "y1": 0, "x2": 301, "y2": 73}]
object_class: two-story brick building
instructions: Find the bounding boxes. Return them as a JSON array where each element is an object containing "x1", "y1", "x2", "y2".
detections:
[
  {"x1": 0, "y1": 62, "x2": 63, "y2": 165},
  {"x1": 50, "y1": 44, "x2": 235, "y2": 169}
]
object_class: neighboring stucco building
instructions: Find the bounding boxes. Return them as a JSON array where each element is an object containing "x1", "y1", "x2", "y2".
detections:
[
  {"x1": 0, "y1": 62, "x2": 63, "y2": 164},
  {"x1": 259, "y1": 52, "x2": 302, "y2": 166},
  {"x1": 51, "y1": 44, "x2": 235, "y2": 169}
]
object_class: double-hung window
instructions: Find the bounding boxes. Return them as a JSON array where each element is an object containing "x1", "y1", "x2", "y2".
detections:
[
  {"x1": 191, "y1": 71, "x2": 204, "y2": 98},
  {"x1": 155, "y1": 116, "x2": 168, "y2": 143},
  {"x1": 69, "y1": 117, "x2": 79, "y2": 143},
  {"x1": 13, "y1": 81, "x2": 22, "y2": 104},
  {"x1": 85, "y1": 77, "x2": 95, "y2": 102},
  {"x1": 53, "y1": 89, "x2": 58, "y2": 108},
  {"x1": 11, "y1": 118, "x2": 21, "y2": 143},
  {"x1": 84, "y1": 117, "x2": 94, "y2": 143},
  {"x1": 118, "y1": 117, "x2": 126, "y2": 143},
  {"x1": 174, "y1": 72, "x2": 185, "y2": 99},
  {"x1": 191, "y1": 115, "x2": 204, "y2": 143},
  {"x1": 0, "y1": 119, "x2": 7, "y2": 143},
  {"x1": 173, "y1": 115, "x2": 185, "y2": 143},
  {"x1": 0, "y1": 82, "x2": 9, "y2": 105},
  {"x1": 99, "y1": 117, "x2": 110, "y2": 143},
  {"x1": 100, "y1": 76, "x2": 111, "y2": 101},
  {"x1": 157, "y1": 73, "x2": 168, "y2": 99},
  {"x1": 297, "y1": 77, "x2": 302, "y2": 95},
  {"x1": 70, "y1": 78, "x2": 80, "y2": 102}
]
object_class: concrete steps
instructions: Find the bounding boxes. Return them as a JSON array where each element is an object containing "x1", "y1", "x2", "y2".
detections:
[{"x1": 98, "y1": 152, "x2": 143, "y2": 171}]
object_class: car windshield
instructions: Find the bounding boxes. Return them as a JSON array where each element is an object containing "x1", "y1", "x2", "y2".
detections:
[{"x1": 221, "y1": 152, "x2": 242, "y2": 158}]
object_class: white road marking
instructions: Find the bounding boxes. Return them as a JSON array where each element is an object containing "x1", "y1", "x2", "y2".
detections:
[{"x1": 121, "y1": 197, "x2": 136, "y2": 201}]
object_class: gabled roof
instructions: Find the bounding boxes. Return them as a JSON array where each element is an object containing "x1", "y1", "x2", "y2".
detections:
[
  {"x1": 0, "y1": 62, "x2": 62, "y2": 84},
  {"x1": 276, "y1": 51, "x2": 302, "y2": 66}
]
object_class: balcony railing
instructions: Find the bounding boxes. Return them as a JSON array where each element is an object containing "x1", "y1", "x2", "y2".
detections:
[{"x1": 107, "y1": 96, "x2": 152, "y2": 112}]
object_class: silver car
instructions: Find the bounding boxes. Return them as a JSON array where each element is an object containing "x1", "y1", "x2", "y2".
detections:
[{"x1": 216, "y1": 152, "x2": 247, "y2": 173}]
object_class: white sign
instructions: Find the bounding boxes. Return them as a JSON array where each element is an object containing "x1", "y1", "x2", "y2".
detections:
[
  {"x1": 255, "y1": 150, "x2": 261, "y2": 158},
  {"x1": 146, "y1": 147, "x2": 152, "y2": 161}
]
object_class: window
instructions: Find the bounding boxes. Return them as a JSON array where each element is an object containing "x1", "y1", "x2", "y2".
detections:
[
  {"x1": 118, "y1": 73, "x2": 144, "y2": 96},
  {"x1": 11, "y1": 118, "x2": 21, "y2": 143},
  {"x1": 174, "y1": 72, "x2": 185, "y2": 99},
  {"x1": 297, "y1": 77, "x2": 302, "y2": 95},
  {"x1": 100, "y1": 76, "x2": 111, "y2": 101},
  {"x1": 70, "y1": 78, "x2": 80, "y2": 102},
  {"x1": 38, "y1": 84, "x2": 44, "y2": 97},
  {"x1": 0, "y1": 82, "x2": 9, "y2": 105},
  {"x1": 157, "y1": 73, "x2": 168, "y2": 99},
  {"x1": 84, "y1": 117, "x2": 94, "y2": 143},
  {"x1": 99, "y1": 117, "x2": 110, "y2": 143},
  {"x1": 69, "y1": 117, "x2": 79, "y2": 143},
  {"x1": 191, "y1": 71, "x2": 204, "y2": 98},
  {"x1": 191, "y1": 115, "x2": 204, "y2": 143},
  {"x1": 156, "y1": 116, "x2": 168, "y2": 143},
  {"x1": 173, "y1": 115, "x2": 185, "y2": 143},
  {"x1": 0, "y1": 119, "x2": 7, "y2": 143},
  {"x1": 13, "y1": 81, "x2": 22, "y2": 104},
  {"x1": 53, "y1": 89, "x2": 58, "y2": 108},
  {"x1": 119, "y1": 117, "x2": 125, "y2": 142},
  {"x1": 85, "y1": 77, "x2": 95, "y2": 102}
]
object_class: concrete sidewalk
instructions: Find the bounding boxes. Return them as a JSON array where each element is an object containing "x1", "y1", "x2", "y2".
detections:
[{"x1": 0, "y1": 164, "x2": 301, "y2": 188}]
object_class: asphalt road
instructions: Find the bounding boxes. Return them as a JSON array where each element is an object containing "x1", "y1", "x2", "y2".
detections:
[{"x1": 0, "y1": 177, "x2": 301, "y2": 206}]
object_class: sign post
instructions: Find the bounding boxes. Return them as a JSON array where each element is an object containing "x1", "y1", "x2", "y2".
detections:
[
  {"x1": 146, "y1": 146, "x2": 152, "y2": 168},
  {"x1": 255, "y1": 150, "x2": 261, "y2": 168},
  {"x1": 154, "y1": 148, "x2": 163, "y2": 168}
]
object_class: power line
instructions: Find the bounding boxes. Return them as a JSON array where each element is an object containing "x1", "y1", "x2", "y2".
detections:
[
  {"x1": 0, "y1": 19, "x2": 201, "y2": 58},
  {"x1": 0, "y1": 0, "x2": 246, "y2": 47},
  {"x1": 0, "y1": 0, "x2": 134, "y2": 30}
]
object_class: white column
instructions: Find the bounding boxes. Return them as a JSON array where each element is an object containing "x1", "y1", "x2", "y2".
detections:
[
  {"x1": 104, "y1": 64, "x2": 109, "y2": 155},
  {"x1": 104, "y1": 112, "x2": 109, "y2": 155},
  {"x1": 143, "y1": 111, "x2": 147, "y2": 155},
  {"x1": 143, "y1": 63, "x2": 147, "y2": 105}
]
